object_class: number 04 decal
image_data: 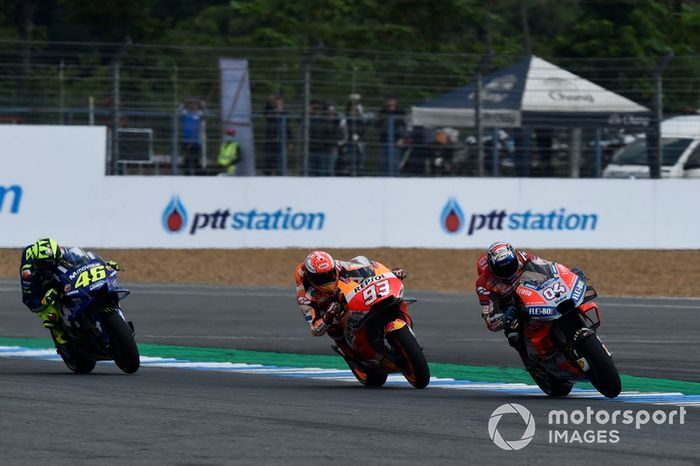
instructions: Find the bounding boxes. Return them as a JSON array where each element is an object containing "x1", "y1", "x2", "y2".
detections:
[
  {"x1": 542, "y1": 282, "x2": 566, "y2": 300},
  {"x1": 362, "y1": 279, "x2": 391, "y2": 306}
]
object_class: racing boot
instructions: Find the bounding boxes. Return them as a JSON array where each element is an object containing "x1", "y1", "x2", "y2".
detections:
[
  {"x1": 507, "y1": 330, "x2": 536, "y2": 371},
  {"x1": 37, "y1": 307, "x2": 69, "y2": 346},
  {"x1": 327, "y1": 325, "x2": 360, "y2": 363}
]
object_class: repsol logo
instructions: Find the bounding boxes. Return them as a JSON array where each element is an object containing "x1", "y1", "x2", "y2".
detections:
[
  {"x1": 440, "y1": 198, "x2": 598, "y2": 236},
  {"x1": 0, "y1": 185, "x2": 22, "y2": 214},
  {"x1": 162, "y1": 196, "x2": 325, "y2": 235}
]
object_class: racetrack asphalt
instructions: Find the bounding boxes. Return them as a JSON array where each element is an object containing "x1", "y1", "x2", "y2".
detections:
[{"x1": 1, "y1": 280, "x2": 699, "y2": 465}]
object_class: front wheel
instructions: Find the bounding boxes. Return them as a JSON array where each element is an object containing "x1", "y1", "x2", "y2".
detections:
[
  {"x1": 103, "y1": 312, "x2": 140, "y2": 374},
  {"x1": 388, "y1": 326, "x2": 430, "y2": 389},
  {"x1": 576, "y1": 333, "x2": 621, "y2": 398}
]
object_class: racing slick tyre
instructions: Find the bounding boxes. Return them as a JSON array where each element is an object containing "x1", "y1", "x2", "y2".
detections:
[
  {"x1": 348, "y1": 363, "x2": 388, "y2": 387},
  {"x1": 103, "y1": 312, "x2": 140, "y2": 374},
  {"x1": 575, "y1": 333, "x2": 621, "y2": 398},
  {"x1": 388, "y1": 326, "x2": 430, "y2": 389},
  {"x1": 528, "y1": 368, "x2": 573, "y2": 397},
  {"x1": 53, "y1": 336, "x2": 96, "y2": 374}
]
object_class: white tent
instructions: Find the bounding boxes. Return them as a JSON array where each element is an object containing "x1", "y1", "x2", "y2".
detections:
[{"x1": 412, "y1": 55, "x2": 650, "y2": 129}]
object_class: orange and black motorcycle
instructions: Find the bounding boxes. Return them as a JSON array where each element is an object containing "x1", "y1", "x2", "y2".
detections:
[{"x1": 333, "y1": 259, "x2": 430, "y2": 389}]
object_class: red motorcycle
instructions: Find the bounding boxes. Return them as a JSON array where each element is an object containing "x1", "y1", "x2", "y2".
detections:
[
  {"x1": 513, "y1": 261, "x2": 621, "y2": 398},
  {"x1": 334, "y1": 260, "x2": 430, "y2": 389}
]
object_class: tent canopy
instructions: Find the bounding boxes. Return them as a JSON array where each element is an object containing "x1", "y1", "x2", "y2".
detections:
[{"x1": 411, "y1": 56, "x2": 651, "y2": 129}]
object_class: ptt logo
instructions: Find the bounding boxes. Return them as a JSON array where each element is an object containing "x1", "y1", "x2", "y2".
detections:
[
  {"x1": 162, "y1": 196, "x2": 325, "y2": 235},
  {"x1": 162, "y1": 196, "x2": 189, "y2": 233},
  {"x1": 0, "y1": 185, "x2": 22, "y2": 214},
  {"x1": 440, "y1": 197, "x2": 598, "y2": 236}
]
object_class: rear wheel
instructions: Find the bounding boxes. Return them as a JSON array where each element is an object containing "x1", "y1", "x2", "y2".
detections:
[
  {"x1": 388, "y1": 326, "x2": 430, "y2": 389},
  {"x1": 575, "y1": 333, "x2": 621, "y2": 398},
  {"x1": 53, "y1": 336, "x2": 96, "y2": 374},
  {"x1": 348, "y1": 363, "x2": 388, "y2": 387},
  {"x1": 103, "y1": 312, "x2": 140, "y2": 374}
]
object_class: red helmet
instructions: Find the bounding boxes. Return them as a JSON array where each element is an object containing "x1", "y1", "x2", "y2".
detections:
[
  {"x1": 225, "y1": 127, "x2": 236, "y2": 136},
  {"x1": 486, "y1": 241, "x2": 522, "y2": 283},
  {"x1": 304, "y1": 251, "x2": 339, "y2": 293}
]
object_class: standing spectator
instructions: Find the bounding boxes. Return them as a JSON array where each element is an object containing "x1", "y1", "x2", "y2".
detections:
[
  {"x1": 308, "y1": 101, "x2": 345, "y2": 176},
  {"x1": 325, "y1": 103, "x2": 345, "y2": 176},
  {"x1": 376, "y1": 97, "x2": 407, "y2": 176},
  {"x1": 263, "y1": 95, "x2": 293, "y2": 175},
  {"x1": 180, "y1": 98, "x2": 206, "y2": 176},
  {"x1": 308, "y1": 101, "x2": 325, "y2": 176},
  {"x1": 344, "y1": 93, "x2": 369, "y2": 176},
  {"x1": 217, "y1": 128, "x2": 241, "y2": 176}
]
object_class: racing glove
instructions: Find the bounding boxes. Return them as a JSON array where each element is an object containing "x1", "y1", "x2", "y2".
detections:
[
  {"x1": 502, "y1": 306, "x2": 519, "y2": 330},
  {"x1": 322, "y1": 302, "x2": 343, "y2": 325},
  {"x1": 391, "y1": 268, "x2": 408, "y2": 280},
  {"x1": 106, "y1": 260, "x2": 121, "y2": 271},
  {"x1": 41, "y1": 288, "x2": 58, "y2": 307},
  {"x1": 485, "y1": 312, "x2": 504, "y2": 332}
]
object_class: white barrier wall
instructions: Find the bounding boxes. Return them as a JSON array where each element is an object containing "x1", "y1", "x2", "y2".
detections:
[{"x1": 1, "y1": 125, "x2": 699, "y2": 249}]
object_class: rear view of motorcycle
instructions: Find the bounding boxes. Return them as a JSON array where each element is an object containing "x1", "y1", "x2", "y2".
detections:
[
  {"x1": 512, "y1": 262, "x2": 621, "y2": 398},
  {"x1": 51, "y1": 247, "x2": 140, "y2": 374}
]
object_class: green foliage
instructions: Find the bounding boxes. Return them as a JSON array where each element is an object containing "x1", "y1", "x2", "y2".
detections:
[{"x1": 0, "y1": 0, "x2": 698, "y2": 114}]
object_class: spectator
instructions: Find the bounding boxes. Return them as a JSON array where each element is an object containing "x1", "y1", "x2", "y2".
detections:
[
  {"x1": 217, "y1": 128, "x2": 241, "y2": 176},
  {"x1": 309, "y1": 102, "x2": 344, "y2": 176},
  {"x1": 263, "y1": 95, "x2": 293, "y2": 175},
  {"x1": 401, "y1": 125, "x2": 433, "y2": 176},
  {"x1": 376, "y1": 97, "x2": 407, "y2": 176},
  {"x1": 179, "y1": 98, "x2": 206, "y2": 175},
  {"x1": 342, "y1": 93, "x2": 369, "y2": 176}
]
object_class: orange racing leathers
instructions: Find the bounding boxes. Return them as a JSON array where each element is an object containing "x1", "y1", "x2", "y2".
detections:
[{"x1": 295, "y1": 256, "x2": 406, "y2": 336}]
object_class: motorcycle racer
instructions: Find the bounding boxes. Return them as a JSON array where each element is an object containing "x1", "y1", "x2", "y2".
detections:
[
  {"x1": 475, "y1": 241, "x2": 586, "y2": 366},
  {"x1": 295, "y1": 251, "x2": 407, "y2": 358},
  {"x1": 19, "y1": 238, "x2": 120, "y2": 345}
]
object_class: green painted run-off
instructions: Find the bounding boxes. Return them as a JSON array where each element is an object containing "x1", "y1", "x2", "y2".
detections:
[{"x1": 1, "y1": 336, "x2": 699, "y2": 395}]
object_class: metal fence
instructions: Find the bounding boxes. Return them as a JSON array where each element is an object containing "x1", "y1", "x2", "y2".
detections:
[{"x1": 1, "y1": 40, "x2": 698, "y2": 177}]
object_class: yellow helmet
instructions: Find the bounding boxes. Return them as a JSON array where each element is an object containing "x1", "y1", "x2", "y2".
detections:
[{"x1": 30, "y1": 238, "x2": 64, "y2": 265}]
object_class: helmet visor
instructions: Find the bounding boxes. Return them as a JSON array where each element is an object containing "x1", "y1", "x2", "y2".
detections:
[
  {"x1": 493, "y1": 259, "x2": 519, "y2": 282},
  {"x1": 309, "y1": 269, "x2": 338, "y2": 292}
]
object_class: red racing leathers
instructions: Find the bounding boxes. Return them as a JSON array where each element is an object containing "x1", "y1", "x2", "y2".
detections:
[{"x1": 475, "y1": 250, "x2": 543, "y2": 331}]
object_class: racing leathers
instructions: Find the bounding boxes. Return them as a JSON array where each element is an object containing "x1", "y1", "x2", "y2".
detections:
[
  {"x1": 475, "y1": 250, "x2": 542, "y2": 366},
  {"x1": 295, "y1": 256, "x2": 407, "y2": 356},
  {"x1": 20, "y1": 245, "x2": 118, "y2": 346}
]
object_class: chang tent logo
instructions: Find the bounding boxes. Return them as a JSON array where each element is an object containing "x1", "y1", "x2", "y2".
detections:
[
  {"x1": 488, "y1": 403, "x2": 536, "y2": 451},
  {"x1": 440, "y1": 197, "x2": 465, "y2": 234},
  {"x1": 162, "y1": 196, "x2": 189, "y2": 234}
]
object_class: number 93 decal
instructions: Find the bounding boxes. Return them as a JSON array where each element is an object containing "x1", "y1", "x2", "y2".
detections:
[{"x1": 362, "y1": 279, "x2": 391, "y2": 306}]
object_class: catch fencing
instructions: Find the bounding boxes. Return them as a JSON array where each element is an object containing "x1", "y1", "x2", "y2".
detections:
[{"x1": 0, "y1": 40, "x2": 699, "y2": 177}]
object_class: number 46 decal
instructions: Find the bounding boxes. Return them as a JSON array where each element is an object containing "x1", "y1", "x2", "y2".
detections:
[
  {"x1": 542, "y1": 282, "x2": 566, "y2": 300},
  {"x1": 363, "y1": 279, "x2": 391, "y2": 306},
  {"x1": 74, "y1": 265, "x2": 107, "y2": 289}
]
